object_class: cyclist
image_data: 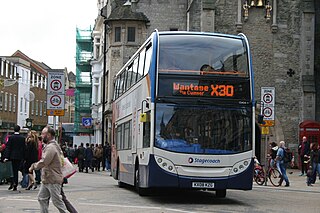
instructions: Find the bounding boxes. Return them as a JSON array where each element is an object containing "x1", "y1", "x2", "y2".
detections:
[{"x1": 269, "y1": 141, "x2": 278, "y2": 168}]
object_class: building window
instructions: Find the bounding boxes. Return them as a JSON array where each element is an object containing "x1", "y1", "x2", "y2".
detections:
[
  {"x1": 13, "y1": 95, "x2": 16, "y2": 112},
  {"x1": 127, "y1": 27, "x2": 136, "y2": 42},
  {"x1": 31, "y1": 100, "x2": 34, "y2": 115},
  {"x1": 9, "y1": 94, "x2": 12, "y2": 112},
  {"x1": 40, "y1": 101, "x2": 43, "y2": 116},
  {"x1": 0, "y1": 92, "x2": 3, "y2": 111},
  {"x1": 20, "y1": 97, "x2": 23, "y2": 113},
  {"x1": 115, "y1": 27, "x2": 121, "y2": 42},
  {"x1": 24, "y1": 98, "x2": 27, "y2": 114},
  {"x1": 36, "y1": 100, "x2": 38, "y2": 116},
  {"x1": 44, "y1": 101, "x2": 47, "y2": 116},
  {"x1": 4, "y1": 92, "x2": 8, "y2": 111}
]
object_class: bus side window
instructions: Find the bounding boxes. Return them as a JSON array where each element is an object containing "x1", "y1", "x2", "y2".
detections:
[
  {"x1": 143, "y1": 112, "x2": 151, "y2": 148},
  {"x1": 127, "y1": 64, "x2": 133, "y2": 89},
  {"x1": 138, "y1": 49, "x2": 146, "y2": 80},
  {"x1": 131, "y1": 56, "x2": 139, "y2": 85},
  {"x1": 144, "y1": 43, "x2": 152, "y2": 75}
]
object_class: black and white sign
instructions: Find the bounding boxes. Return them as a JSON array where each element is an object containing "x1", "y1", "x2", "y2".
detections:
[
  {"x1": 47, "y1": 72, "x2": 65, "y2": 94},
  {"x1": 47, "y1": 71, "x2": 65, "y2": 115},
  {"x1": 47, "y1": 94, "x2": 65, "y2": 110},
  {"x1": 261, "y1": 87, "x2": 275, "y2": 121}
]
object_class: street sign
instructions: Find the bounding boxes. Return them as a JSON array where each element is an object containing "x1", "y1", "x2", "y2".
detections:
[
  {"x1": 47, "y1": 72, "x2": 65, "y2": 94},
  {"x1": 46, "y1": 109, "x2": 65, "y2": 116},
  {"x1": 47, "y1": 71, "x2": 65, "y2": 116},
  {"x1": 261, "y1": 87, "x2": 275, "y2": 126},
  {"x1": 261, "y1": 126, "x2": 269, "y2": 135},
  {"x1": 82, "y1": 117, "x2": 92, "y2": 127},
  {"x1": 47, "y1": 94, "x2": 65, "y2": 110}
]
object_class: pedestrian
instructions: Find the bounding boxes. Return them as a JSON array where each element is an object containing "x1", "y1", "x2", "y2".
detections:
[
  {"x1": 29, "y1": 126, "x2": 67, "y2": 213},
  {"x1": 84, "y1": 143, "x2": 94, "y2": 173},
  {"x1": 298, "y1": 136, "x2": 310, "y2": 176},
  {"x1": 24, "y1": 130, "x2": 39, "y2": 190},
  {"x1": 105, "y1": 143, "x2": 111, "y2": 172},
  {"x1": 269, "y1": 141, "x2": 278, "y2": 168},
  {"x1": 75, "y1": 143, "x2": 85, "y2": 172},
  {"x1": 306, "y1": 143, "x2": 319, "y2": 186},
  {"x1": 93, "y1": 144, "x2": 103, "y2": 171},
  {"x1": 275, "y1": 141, "x2": 290, "y2": 187},
  {"x1": 101, "y1": 144, "x2": 106, "y2": 171},
  {"x1": 66, "y1": 144, "x2": 75, "y2": 164},
  {"x1": 4, "y1": 125, "x2": 26, "y2": 191}
]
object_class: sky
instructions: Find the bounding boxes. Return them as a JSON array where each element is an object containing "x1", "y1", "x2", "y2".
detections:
[{"x1": 0, "y1": 0, "x2": 97, "y2": 73}]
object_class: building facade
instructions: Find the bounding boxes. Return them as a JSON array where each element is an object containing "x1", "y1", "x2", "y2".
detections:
[{"x1": 93, "y1": 0, "x2": 320, "y2": 161}]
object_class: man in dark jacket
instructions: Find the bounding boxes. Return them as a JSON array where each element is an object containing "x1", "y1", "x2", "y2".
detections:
[
  {"x1": 76, "y1": 143, "x2": 85, "y2": 172},
  {"x1": 4, "y1": 125, "x2": 26, "y2": 191},
  {"x1": 298, "y1": 136, "x2": 310, "y2": 176},
  {"x1": 84, "y1": 143, "x2": 94, "y2": 173}
]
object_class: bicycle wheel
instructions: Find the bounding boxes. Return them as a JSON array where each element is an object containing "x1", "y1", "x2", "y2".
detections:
[
  {"x1": 268, "y1": 168, "x2": 282, "y2": 187},
  {"x1": 254, "y1": 169, "x2": 265, "y2": 185}
]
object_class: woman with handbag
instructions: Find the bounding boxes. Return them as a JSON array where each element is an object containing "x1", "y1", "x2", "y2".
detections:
[{"x1": 24, "y1": 130, "x2": 39, "y2": 190}]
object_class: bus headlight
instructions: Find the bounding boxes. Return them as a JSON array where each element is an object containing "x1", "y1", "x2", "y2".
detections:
[
  {"x1": 155, "y1": 155, "x2": 177, "y2": 174},
  {"x1": 230, "y1": 158, "x2": 251, "y2": 176}
]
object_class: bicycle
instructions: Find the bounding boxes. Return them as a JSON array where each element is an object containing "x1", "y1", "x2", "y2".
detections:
[{"x1": 254, "y1": 159, "x2": 282, "y2": 187}]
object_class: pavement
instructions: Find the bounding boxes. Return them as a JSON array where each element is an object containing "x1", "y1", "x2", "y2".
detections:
[{"x1": 253, "y1": 168, "x2": 320, "y2": 193}]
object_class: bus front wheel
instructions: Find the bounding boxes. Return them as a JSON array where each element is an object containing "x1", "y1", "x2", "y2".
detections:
[{"x1": 215, "y1": 189, "x2": 226, "y2": 198}]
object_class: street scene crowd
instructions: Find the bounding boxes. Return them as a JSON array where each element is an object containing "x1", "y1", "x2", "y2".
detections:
[{"x1": 0, "y1": 125, "x2": 111, "y2": 213}]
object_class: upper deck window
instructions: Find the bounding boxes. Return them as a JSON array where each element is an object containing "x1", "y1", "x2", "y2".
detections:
[{"x1": 159, "y1": 34, "x2": 249, "y2": 77}]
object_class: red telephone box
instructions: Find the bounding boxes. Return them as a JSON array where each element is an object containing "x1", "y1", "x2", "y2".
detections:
[{"x1": 299, "y1": 120, "x2": 320, "y2": 145}]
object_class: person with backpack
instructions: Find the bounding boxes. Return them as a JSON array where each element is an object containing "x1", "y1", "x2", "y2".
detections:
[
  {"x1": 275, "y1": 141, "x2": 290, "y2": 187},
  {"x1": 269, "y1": 141, "x2": 278, "y2": 168}
]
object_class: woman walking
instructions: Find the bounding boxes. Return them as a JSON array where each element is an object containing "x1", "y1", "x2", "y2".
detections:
[{"x1": 25, "y1": 130, "x2": 39, "y2": 190}]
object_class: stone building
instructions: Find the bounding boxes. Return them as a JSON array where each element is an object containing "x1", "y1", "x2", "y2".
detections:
[{"x1": 94, "y1": 0, "x2": 320, "y2": 161}]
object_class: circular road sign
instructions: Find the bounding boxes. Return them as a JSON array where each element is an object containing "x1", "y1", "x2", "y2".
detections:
[
  {"x1": 50, "y1": 95, "x2": 62, "y2": 106},
  {"x1": 50, "y1": 80, "x2": 62, "y2": 91},
  {"x1": 263, "y1": 93, "x2": 273, "y2": 104},
  {"x1": 263, "y1": 107, "x2": 273, "y2": 118}
]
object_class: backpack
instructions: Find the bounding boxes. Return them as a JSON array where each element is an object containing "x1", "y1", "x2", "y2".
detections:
[{"x1": 283, "y1": 148, "x2": 293, "y2": 163}]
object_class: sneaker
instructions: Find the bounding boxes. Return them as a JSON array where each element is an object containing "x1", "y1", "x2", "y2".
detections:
[
  {"x1": 285, "y1": 183, "x2": 290, "y2": 187},
  {"x1": 299, "y1": 173, "x2": 304, "y2": 176}
]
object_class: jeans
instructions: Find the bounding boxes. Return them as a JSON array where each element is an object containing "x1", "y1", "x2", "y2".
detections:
[
  {"x1": 38, "y1": 183, "x2": 67, "y2": 213},
  {"x1": 277, "y1": 161, "x2": 289, "y2": 185},
  {"x1": 105, "y1": 159, "x2": 111, "y2": 171}
]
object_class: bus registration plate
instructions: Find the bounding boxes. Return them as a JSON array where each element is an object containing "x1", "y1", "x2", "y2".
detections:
[{"x1": 192, "y1": 182, "x2": 214, "y2": 188}]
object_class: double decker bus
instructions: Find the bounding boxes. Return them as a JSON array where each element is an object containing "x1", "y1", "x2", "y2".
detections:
[{"x1": 111, "y1": 31, "x2": 255, "y2": 197}]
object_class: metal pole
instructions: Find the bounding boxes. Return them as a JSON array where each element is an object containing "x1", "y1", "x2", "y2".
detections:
[{"x1": 264, "y1": 134, "x2": 268, "y2": 186}]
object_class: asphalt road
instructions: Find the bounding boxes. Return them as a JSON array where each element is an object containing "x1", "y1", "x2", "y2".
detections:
[{"x1": 0, "y1": 170, "x2": 319, "y2": 213}]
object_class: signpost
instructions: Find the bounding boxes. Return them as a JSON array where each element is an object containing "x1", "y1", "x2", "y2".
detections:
[
  {"x1": 260, "y1": 87, "x2": 275, "y2": 185},
  {"x1": 47, "y1": 71, "x2": 65, "y2": 130},
  {"x1": 261, "y1": 87, "x2": 275, "y2": 126},
  {"x1": 47, "y1": 72, "x2": 65, "y2": 116}
]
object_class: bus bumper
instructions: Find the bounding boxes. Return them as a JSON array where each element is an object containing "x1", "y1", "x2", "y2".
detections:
[{"x1": 142, "y1": 155, "x2": 253, "y2": 190}]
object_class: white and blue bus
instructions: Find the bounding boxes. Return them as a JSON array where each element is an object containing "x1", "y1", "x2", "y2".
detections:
[{"x1": 111, "y1": 31, "x2": 255, "y2": 197}]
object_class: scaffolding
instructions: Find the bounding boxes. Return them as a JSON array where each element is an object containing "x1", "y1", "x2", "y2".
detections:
[{"x1": 74, "y1": 27, "x2": 93, "y2": 134}]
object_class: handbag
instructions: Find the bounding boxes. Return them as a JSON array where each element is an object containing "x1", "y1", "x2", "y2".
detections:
[{"x1": 61, "y1": 157, "x2": 77, "y2": 178}]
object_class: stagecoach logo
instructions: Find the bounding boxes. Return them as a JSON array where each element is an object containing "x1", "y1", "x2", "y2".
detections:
[{"x1": 188, "y1": 157, "x2": 221, "y2": 164}]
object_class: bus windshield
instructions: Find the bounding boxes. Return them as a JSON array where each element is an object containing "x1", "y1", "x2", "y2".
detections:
[
  {"x1": 155, "y1": 103, "x2": 252, "y2": 154},
  {"x1": 159, "y1": 34, "x2": 248, "y2": 76}
]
